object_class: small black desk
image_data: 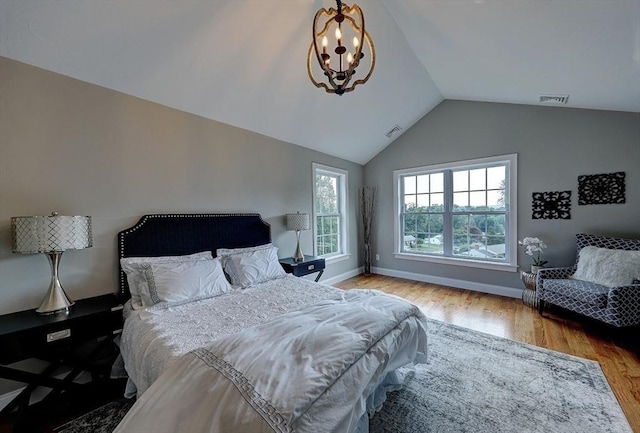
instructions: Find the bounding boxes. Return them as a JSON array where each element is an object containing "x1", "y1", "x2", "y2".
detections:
[
  {"x1": 0, "y1": 294, "x2": 123, "y2": 422},
  {"x1": 279, "y1": 256, "x2": 326, "y2": 282}
]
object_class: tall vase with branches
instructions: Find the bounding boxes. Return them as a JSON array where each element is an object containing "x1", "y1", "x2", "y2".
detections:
[{"x1": 360, "y1": 186, "x2": 378, "y2": 275}]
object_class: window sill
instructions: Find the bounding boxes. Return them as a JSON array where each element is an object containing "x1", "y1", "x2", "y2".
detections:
[{"x1": 394, "y1": 252, "x2": 518, "y2": 272}]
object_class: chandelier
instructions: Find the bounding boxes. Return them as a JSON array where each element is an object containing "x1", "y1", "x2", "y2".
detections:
[{"x1": 307, "y1": 0, "x2": 375, "y2": 95}]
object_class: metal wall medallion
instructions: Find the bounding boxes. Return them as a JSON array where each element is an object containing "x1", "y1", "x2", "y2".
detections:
[
  {"x1": 578, "y1": 171, "x2": 626, "y2": 205},
  {"x1": 532, "y1": 191, "x2": 572, "y2": 219}
]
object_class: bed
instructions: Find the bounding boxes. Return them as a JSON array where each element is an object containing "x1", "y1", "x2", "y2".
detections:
[{"x1": 113, "y1": 213, "x2": 428, "y2": 433}]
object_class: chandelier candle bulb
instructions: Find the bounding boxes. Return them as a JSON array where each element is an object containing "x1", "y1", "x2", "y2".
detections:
[{"x1": 335, "y1": 38, "x2": 345, "y2": 56}]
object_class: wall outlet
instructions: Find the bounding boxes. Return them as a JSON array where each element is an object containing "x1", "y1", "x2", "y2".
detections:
[{"x1": 375, "y1": 254, "x2": 380, "y2": 261}]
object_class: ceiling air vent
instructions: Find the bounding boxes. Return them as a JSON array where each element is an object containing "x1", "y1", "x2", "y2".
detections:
[
  {"x1": 386, "y1": 124, "x2": 403, "y2": 139},
  {"x1": 539, "y1": 94, "x2": 569, "y2": 105}
]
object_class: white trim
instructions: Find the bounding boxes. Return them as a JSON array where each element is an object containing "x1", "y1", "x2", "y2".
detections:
[
  {"x1": 320, "y1": 266, "x2": 364, "y2": 286},
  {"x1": 394, "y1": 153, "x2": 516, "y2": 176},
  {"x1": 393, "y1": 153, "x2": 518, "y2": 269},
  {"x1": 371, "y1": 267, "x2": 523, "y2": 299},
  {"x1": 394, "y1": 252, "x2": 518, "y2": 272},
  {"x1": 312, "y1": 162, "x2": 349, "y2": 258}
]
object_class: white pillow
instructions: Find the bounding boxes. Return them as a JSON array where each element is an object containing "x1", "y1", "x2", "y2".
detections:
[
  {"x1": 141, "y1": 258, "x2": 231, "y2": 305},
  {"x1": 121, "y1": 251, "x2": 212, "y2": 308},
  {"x1": 222, "y1": 246, "x2": 286, "y2": 288},
  {"x1": 216, "y1": 243, "x2": 273, "y2": 257},
  {"x1": 571, "y1": 246, "x2": 640, "y2": 288}
]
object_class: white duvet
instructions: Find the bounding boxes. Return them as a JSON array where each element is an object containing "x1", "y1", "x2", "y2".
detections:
[
  {"x1": 120, "y1": 276, "x2": 346, "y2": 397},
  {"x1": 116, "y1": 289, "x2": 427, "y2": 433}
]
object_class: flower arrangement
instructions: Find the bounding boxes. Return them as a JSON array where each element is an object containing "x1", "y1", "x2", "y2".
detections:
[{"x1": 518, "y1": 237, "x2": 548, "y2": 267}]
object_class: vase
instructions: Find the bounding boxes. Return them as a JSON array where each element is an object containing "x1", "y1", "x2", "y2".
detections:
[
  {"x1": 520, "y1": 271, "x2": 536, "y2": 291},
  {"x1": 520, "y1": 271, "x2": 538, "y2": 308},
  {"x1": 531, "y1": 265, "x2": 542, "y2": 274}
]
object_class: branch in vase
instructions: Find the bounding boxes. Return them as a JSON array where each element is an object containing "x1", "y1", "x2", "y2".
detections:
[{"x1": 360, "y1": 186, "x2": 378, "y2": 245}]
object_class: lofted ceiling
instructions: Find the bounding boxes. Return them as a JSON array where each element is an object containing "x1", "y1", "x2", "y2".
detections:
[{"x1": 1, "y1": 0, "x2": 639, "y2": 165}]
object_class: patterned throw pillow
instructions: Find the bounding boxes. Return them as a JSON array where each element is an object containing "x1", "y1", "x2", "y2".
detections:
[
  {"x1": 121, "y1": 251, "x2": 213, "y2": 308},
  {"x1": 142, "y1": 258, "x2": 231, "y2": 305}
]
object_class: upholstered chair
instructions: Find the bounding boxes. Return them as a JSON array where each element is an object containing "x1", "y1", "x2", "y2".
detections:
[{"x1": 536, "y1": 233, "x2": 640, "y2": 328}]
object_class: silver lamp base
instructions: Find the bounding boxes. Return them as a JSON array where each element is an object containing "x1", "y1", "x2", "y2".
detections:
[
  {"x1": 36, "y1": 252, "x2": 75, "y2": 315},
  {"x1": 293, "y1": 230, "x2": 305, "y2": 262}
]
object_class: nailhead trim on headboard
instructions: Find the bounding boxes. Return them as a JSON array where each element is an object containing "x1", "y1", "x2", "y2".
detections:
[{"x1": 117, "y1": 213, "x2": 271, "y2": 300}]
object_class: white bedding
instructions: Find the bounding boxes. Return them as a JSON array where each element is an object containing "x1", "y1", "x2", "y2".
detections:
[
  {"x1": 115, "y1": 289, "x2": 428, "y2": 433},
  {"x1": 120, "y1": 275, "x2": 346, "y2": 397}
]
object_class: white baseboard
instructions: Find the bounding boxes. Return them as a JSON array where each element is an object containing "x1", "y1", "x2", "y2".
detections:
[
  {"x1": 371, "y1": 266, "x2": 523, "y2": 299},
  {"x1": 321, "y1": 267, "x2": 364, "y2": 286}
]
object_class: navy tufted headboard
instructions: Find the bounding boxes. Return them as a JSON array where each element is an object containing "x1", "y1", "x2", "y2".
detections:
[{"x1": 117, "y1": 213, "x2": 271, "y2": 300}]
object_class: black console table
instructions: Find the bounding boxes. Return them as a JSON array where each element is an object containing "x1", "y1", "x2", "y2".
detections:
[{"x1": 0, "y1": 294, "x2": 123, "y2": 427}]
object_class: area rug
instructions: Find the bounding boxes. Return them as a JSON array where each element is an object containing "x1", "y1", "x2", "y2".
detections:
[{"x1": 57, "y1": 319, "x2": 632, "y2": 433}]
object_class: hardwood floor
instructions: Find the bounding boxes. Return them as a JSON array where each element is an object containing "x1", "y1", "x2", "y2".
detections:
[{"x1": 334, "y1": 274, "x2": 640, "y2": 432}]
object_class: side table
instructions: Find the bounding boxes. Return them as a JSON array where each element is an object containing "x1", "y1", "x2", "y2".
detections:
[
  {"x1": 520, "y1": 271, "x2": 539, "y2": 308},
  {"x1": 279, "y1": 256, "x2": 325, "y2": 282}
]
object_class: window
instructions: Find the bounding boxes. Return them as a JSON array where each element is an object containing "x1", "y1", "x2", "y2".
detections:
[
  {"x1": 313, "y1": 163, "x2": 348, "y2": 259},
  {"x1": 394, "y1": 154, "x2": 517, "y2": 271}
]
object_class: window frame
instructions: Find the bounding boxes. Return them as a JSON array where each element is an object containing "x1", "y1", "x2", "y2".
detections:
[
  {"x1": 312, "y1": 163, "x2": 349, "y2": 262},
  {"x1": 393, "y1": 154, "x2": 518, "y2": 272}
]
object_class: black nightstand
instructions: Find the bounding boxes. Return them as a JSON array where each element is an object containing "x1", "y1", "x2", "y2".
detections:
[
  {"x1": 279, "y1": 256, "x2": 325, "y2": 282},
  {"x1": 0, "y1": 294, "x2": 123, "y2": 423}
]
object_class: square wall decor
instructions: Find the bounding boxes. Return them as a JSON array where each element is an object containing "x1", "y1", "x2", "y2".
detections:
[
  {"x1": 532, "y1": 191, "x2": 572, "y2": 219},
  {"x1": 578, "y1": 172, "x2": 626, "y2": 205}
]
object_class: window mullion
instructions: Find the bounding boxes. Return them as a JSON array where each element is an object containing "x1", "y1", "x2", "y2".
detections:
[
  {"x1": 503, "y1": 161, "x2": 511, "y2": 260},
  {"x1": 443, "y1": 169, "x2": 453, "y2": 256}
]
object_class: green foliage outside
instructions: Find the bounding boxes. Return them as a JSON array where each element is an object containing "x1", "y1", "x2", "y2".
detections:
[
  {"x1": 403, "y1": 204, "x2": 506, "y2": 259},
  {"x1": 316, "y1": 174, "x2": 341, "y2": 255}
]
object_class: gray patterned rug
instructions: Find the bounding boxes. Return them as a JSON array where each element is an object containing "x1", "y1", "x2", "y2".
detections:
[{"x1": 57, "y1": 319, "x2": 632, "y2": 433}]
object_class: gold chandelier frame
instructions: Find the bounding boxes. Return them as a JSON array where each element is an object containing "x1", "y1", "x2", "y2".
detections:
[{"x1": 307, "y1": 1, "x2": 375, "y2": 95}]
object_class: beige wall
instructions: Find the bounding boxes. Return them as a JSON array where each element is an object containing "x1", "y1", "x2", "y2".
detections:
[{"x1": 0, "y1": 56, "x2": 364, "y2": 315}]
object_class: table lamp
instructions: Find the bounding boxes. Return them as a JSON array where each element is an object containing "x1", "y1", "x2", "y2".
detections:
[
  {"x1": 11, "y1": 212, "x2": 93, "y2": 315},
  {"x1": 286, "y1": 212, "x2": 310, "y2": 262}
]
